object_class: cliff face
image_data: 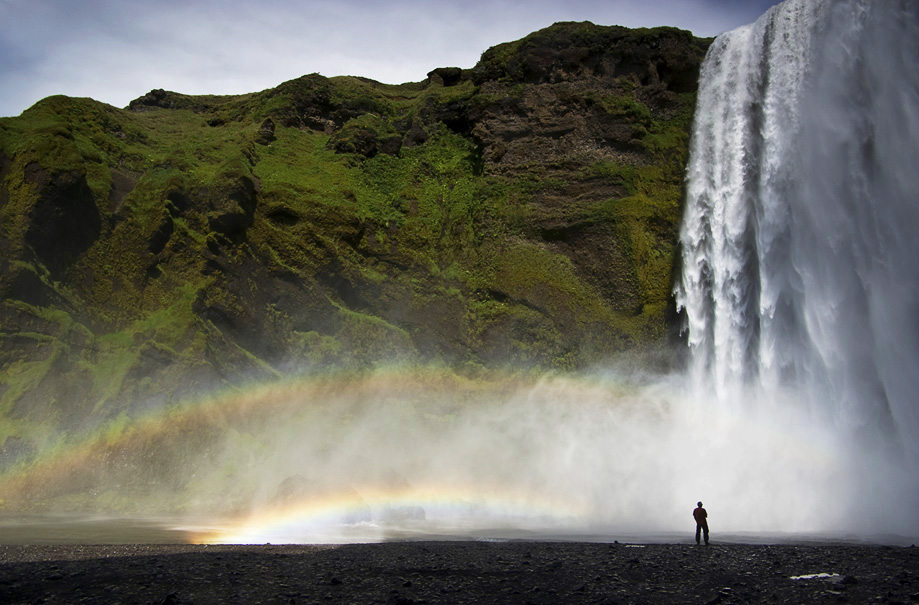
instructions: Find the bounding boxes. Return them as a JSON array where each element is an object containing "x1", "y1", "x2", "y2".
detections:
[{"x1": 0, "y1": 22, "x2": 709, "y2": 455}]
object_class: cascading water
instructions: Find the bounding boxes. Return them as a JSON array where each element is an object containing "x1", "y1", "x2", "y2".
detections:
[
  {"x1": 677, "y1": 0, "x2": 919, "y2": 533},
  {"x1": 6, "y1": 0, "x2": 919, "y2": 545}
]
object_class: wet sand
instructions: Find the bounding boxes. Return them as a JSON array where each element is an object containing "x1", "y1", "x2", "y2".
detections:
[{"x1": 1, "y1": 541, "x2": 918, "y2": 604}]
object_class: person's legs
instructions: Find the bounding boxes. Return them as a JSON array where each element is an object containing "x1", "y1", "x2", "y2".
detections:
[
  {"x1": 695, "y1": 524, "x2": 702, "y2": 544},
  {"x1": 703, "y1": 522, "x2": 710, "y2": 545}
]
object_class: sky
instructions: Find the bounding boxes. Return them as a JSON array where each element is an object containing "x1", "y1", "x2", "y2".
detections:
[{"x1": 0, "y1": 0, "x2": 782, "y2": 118}]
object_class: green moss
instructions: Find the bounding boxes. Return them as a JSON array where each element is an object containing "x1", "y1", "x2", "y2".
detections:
[
  {"x1": 123, "y1": 168, "x2": 183, "y2": 230},
  {"x1": 599, "y1": 94, "x2": 653, "y2": 127},
  {"x1": 329, "y1": 76, "x2": 398, "y2": 117},
  {"x1": 332, "y1": 304, "x2": 416, "y2": 367},
  {"x1": 584, "y1": 162, "x2": 638, "y2": 195},
  {"x1": 492, "y1": 242, "x2": 609, "y2": 322},
  {"x1": 254, "y1": 127, "x2": 358, "y2": 212},
  {"x1": 83, "y1": 336, "x2": 137, "y2": 410},
  {"x1": 475, "y1": 21, "x2": 701, "y2": 83},
  {"x1": 0, "y1": 337, "x2": 67, "y2": 414},
  {"x1": 133, "y1": 282, "x2": 206, "y2": 348},
  {"x1": 172, "y1": 217, "x2": 206, "y2": 245},
  {"x1": 0, "y1": 20, "x2": 709, "y2": 490},
  {"x1": 293, "y1": 331, "x2": 343, "y2": 365}
]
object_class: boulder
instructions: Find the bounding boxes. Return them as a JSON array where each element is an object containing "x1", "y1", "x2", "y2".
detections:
[
  {"x1": 427, "y1": 67, "x2": 465, "y2": 87},
  {"x1": 255, "y1": 118, "x2": 276, "y2": 145}
]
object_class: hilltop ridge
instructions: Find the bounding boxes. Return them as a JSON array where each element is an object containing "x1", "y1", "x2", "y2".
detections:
[{"x1": 0, "y1": 21, "x2": 710, "y2": 472}]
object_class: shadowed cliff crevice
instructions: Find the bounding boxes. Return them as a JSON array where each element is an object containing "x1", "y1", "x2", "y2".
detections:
[{"x1": 0, "y1": 21, "x2": 709, "y2": 462}]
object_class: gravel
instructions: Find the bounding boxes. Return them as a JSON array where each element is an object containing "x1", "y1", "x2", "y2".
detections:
[{"x1": 1, "y1": 541, "x2": 918, "y2": 604}]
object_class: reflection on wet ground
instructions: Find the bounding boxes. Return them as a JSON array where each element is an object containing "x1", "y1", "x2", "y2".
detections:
[
  {"x1": 0, "y1": 515, "x2": 193, "y2": 545},
  {"x1": 0, "y1": 515, "x2": 912, "y2": 546}
]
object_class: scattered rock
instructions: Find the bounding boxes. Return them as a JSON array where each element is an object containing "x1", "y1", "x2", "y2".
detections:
[
  {"x1": 388, "y1": 591, "x2": 415, "y2": 605},
  {"x1": 256, "y1": 118, "x2": 276, "y2": 145},
  {"x1": 206, "y1": 172, "x2": 258, "y2": 238},
  {"x1": 148, "y1": 213, "x2": 174, "y2": 254},
  {"x1": 401, "y1": 119, "x2": 428, "y2": 148},
  {"x1": 328, "y1": 122, "x2": 383, "y2": 157},
  {"x1": 128, "y1": 89, "x2": 212, "y2": 112},
  {"x1": 427, "y1": 67, "x2": 465, "y2": 87},
  {"x1": 380, "y1": 134, "x2": 402, "y2": 155}
]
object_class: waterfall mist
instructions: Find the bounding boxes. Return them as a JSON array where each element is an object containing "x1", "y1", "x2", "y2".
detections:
[
  {"x1": 676, "y1": 0, "x2": 919, "y2": 537},
  {"x1": 205, "y1": 0, "x2": 919, "y2": 542},
  {"x1": 176, "y1": 370, "x2": 861, "y2": 543},
  {"x1": 171, "y1": 0, "x2": 916, "y2": 542},
  {"x1": 4, "y1": 0, "x2": 918, "y2": 545}
]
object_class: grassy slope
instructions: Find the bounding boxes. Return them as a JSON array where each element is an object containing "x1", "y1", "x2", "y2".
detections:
[{"x1": 0, "y1": 22, "x2": 709, "y2": 495}]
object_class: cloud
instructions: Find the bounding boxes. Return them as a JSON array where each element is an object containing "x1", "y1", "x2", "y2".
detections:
[{"x1": 0, "y1": 0, "x2": 781, "y2": 117}]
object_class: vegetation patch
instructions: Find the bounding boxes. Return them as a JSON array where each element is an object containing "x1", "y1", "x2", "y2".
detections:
[{"x1": 0, "y1": 21, "x2": 710, "y2": 495}]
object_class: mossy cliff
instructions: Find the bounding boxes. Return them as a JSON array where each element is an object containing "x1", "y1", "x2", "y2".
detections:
[{"x1": 0, "y1": 22, "x2": 710, "y2": 456}]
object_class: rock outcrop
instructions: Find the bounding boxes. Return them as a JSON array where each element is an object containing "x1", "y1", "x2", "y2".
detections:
[{"x1": 0, "y1": 22, "x2": 710, "y2": 474}]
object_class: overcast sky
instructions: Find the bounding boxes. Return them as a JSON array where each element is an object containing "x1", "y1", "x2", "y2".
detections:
[{"x1": 0, "y1": 0, "x2": 782, "y2": 118}]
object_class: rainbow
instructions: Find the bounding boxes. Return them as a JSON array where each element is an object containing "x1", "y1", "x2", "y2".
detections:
[
  {"x1": 0, "y1": 365, "x2": 844, "y2": 539},
  {"x1": 0, "y1": 366, "x2": 585, "y2": 514},
  {"x1": 188, "y1": 483, "x2": 589, "y2": 544}
]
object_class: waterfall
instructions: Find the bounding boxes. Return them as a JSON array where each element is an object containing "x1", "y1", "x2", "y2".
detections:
[{"x1": 676, "y1": 0, "x2": 919, "y2": 529}]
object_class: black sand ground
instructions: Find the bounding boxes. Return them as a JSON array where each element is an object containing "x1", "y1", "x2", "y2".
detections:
[{"x1": 1, "y1": 541, "x2": 918, "y2": 604}]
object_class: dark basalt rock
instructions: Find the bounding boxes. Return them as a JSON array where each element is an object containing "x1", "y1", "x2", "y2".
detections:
[
  {"x1": 270, "y1": 74, "x2": 341, "y2": 131},
  {"x1": 127, "y1": 88, "x2": 213, "y2": 113},
  {"x1": 207, "y1": 210, "x2": 250, "y2": 236},
  {"x1": 402, "y1": 119, "x2": 429, "y2": 148},
  {"x1": 328, "y1": 124, "x2": 382, "y2": 157},
  {"x1": 265, "y1": 205, "x2": 300, "y2": 226},
  {"x1": 148, "y1": 213, "x2": 174, "y2": 254},
  {"x1": 0, "y1": 21, "x2": 712, "y2": 465},
  {"x1": 207, "y1": 173, "x2": 259, "y2": 238},
  {"x1": 0, "y1": 543, "x2": 917, "y2": 604},
  {"x1": 108, "y1": 168, "x2": 137, "y2": 213},
  {"x1": 380, "y1": 134, "x2": 403, "y2": 155},
  {"x1": 255, "y1": 118, "x2": 276, "y2": 145},
  {"x1": 427, "y1": 67, "x2": 466, "y2": 87},
  {"x1": 473, "y1": 22, "x2": 709, "y2": 92},
  {"x1": 22, "y1": 164, "x2": 100, "y2": 276},
  {"x1": 165, "y1": 188, "x2": 191, "y2": 215},
  {"x1": 0, "y1": 151, "x2": 11, "y2": 210},
  {"x1": 0, "y1": 263, "x2": 59, "y2": 307}
]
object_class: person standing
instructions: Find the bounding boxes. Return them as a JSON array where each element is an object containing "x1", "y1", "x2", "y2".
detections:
[{"x1": 693, "y1": 501, "x2": 709, "y2": 545}]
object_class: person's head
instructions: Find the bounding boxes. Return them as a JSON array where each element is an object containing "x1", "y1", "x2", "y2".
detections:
[{"x1": 697, "y1": 501, "x2": 703, "y2": 507}]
